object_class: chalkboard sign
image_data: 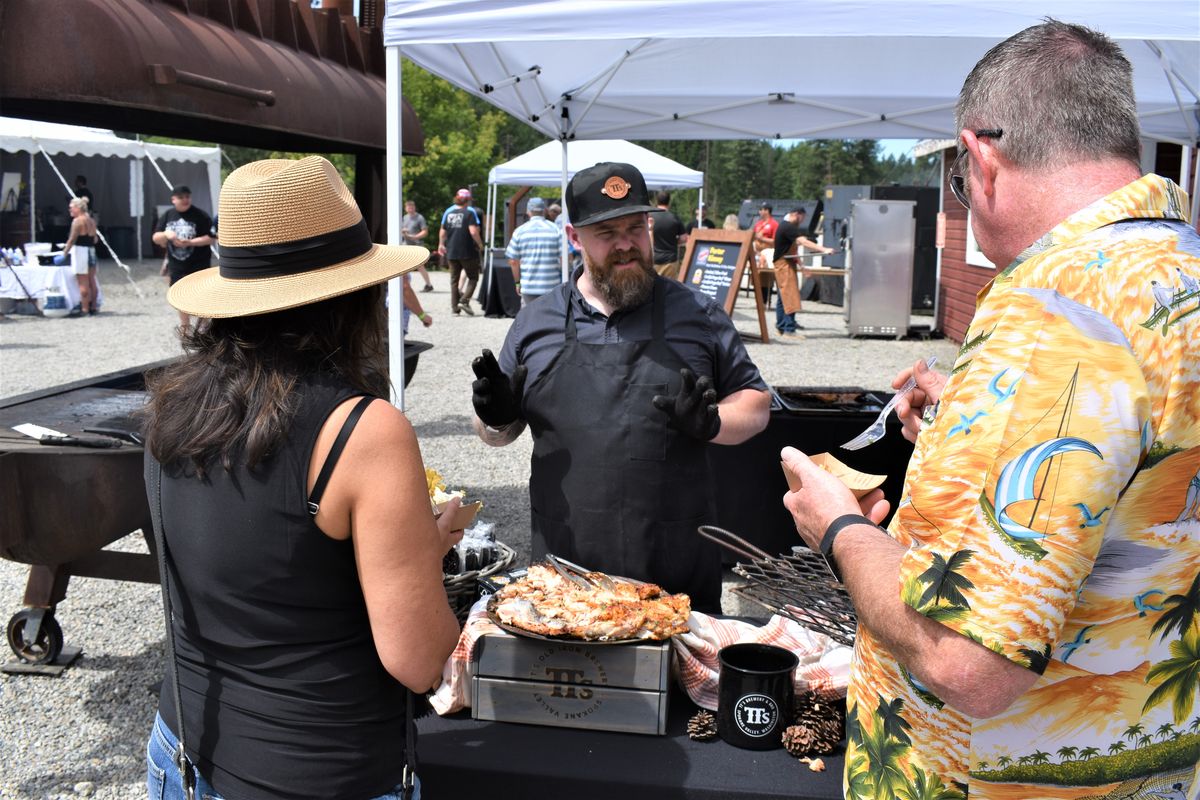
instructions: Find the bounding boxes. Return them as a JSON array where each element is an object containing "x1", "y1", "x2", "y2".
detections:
[
  {"x1": 676, "y1": 228, "x2": 769, "y2": 341},
  {"x1": 678, "y1": 229, "x2": 752, "y2": 314}
]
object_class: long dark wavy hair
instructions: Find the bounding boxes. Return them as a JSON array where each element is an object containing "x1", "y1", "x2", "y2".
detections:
[{"x1": 142, "y1": 285, "x2": 388, "y2": 476}]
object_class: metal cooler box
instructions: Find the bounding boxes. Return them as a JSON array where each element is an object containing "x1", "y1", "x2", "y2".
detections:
[
  {"x1": 471, "y1": 631, "x2": 671, "y2": 735},
  {"x1": 844, "y1": 199, "x2": 916, "y2": 337}
]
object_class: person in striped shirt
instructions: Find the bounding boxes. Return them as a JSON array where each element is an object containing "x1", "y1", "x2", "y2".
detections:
[{"x1": 506, "y1": 196, "x2": 565, "y2": 305}]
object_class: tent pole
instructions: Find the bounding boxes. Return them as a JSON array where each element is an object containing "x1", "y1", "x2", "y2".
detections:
[
  {"x1": 933, "y1": 149, "x2": 945, "y2": 332},
  {"x1": 36, "y1": 143, "x2": 142, "y2": 296},
  {"x1": 561, "y1": 138, "x2": 569, "y2": 283},
  {"x1": 135, "y1": 157, "x2": 143, "y2": 262},
  {"x1": 1190, "y1": 145, "x2": 1200, "y2": 234},
  {"x1": 29, "y1": 152, "x2": 35, "y2": 243},
  {"x1": 386, "y1": 45, "x2": 407, "y2": 409}
]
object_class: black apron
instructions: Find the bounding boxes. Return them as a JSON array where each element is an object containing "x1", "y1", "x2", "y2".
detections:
[{"x1": 523, "y1": 279, "x2": 722, "y2": 612}]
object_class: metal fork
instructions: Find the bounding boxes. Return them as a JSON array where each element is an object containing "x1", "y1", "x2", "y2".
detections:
[{"x1": 840, "y1": 355, "x2": 937, "y2": 451}]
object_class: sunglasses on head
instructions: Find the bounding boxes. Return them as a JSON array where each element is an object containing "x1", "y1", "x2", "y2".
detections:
[{"x1": 949, "y1": 129, "x2": 1004, "y2": 210}]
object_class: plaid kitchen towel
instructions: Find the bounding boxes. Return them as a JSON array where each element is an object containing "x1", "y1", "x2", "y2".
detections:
[
  {"x1": 430, "y1": 595, "x2": 498, "y2": 715},
  {"x1": 431, "y1": 597, "x2": 851, "y2": 715},
  {"x1": 671, "y1": 613, "x2": 851, "y2": 711}
]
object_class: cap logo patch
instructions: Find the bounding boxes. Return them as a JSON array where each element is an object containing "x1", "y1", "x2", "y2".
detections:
[{"x1": 602, "y1": 177, "x2": 631, "y2": 199}]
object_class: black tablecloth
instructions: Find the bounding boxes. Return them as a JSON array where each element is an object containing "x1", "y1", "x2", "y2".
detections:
[
  {"x1": 479, "y1": 248, "x2": 521, "y2": 318},
  {"x1": 417, "y1": 686, "x2": 844, "y2": 799}
]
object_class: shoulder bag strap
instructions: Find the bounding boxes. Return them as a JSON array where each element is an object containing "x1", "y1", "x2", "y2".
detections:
[
  {"x1": 307, "y1": 395, "x2": 375, "y2": 516},
  {"x1": 148, "y1": 463, "x2": 197, "y2": 800},
  {"x1": 402, "y1": 689, "x2": 418, "y2": 799}
]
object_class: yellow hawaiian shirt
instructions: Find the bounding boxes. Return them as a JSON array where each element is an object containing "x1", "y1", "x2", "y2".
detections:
[{"x1": 845, "y1": 175, "x2": 1200, "y2": 800}]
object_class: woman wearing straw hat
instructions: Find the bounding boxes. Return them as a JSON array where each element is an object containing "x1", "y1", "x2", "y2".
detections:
[{"x1": 141, "y1": 156, "x2": 462, "y2": 800}]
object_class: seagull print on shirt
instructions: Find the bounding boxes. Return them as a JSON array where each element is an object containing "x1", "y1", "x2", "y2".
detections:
[{"x1": 946, "y1": 410, "x2": 988, "y2": 440}]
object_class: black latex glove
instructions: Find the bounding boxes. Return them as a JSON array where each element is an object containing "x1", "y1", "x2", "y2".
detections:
[
  {"x1": 652, "y1": 368, "x2": 721, "y2": 441},
  {"x1": 471, "y1": 349, "x2": 527, "y2": 428}
]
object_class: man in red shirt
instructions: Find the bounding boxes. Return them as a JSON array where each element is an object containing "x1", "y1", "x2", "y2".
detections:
[{"x1": 751, "y1": 203, "x2": 780, "y2": 298}]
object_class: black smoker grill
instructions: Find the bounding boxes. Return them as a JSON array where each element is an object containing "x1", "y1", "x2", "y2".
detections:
[{"x1": 1, "y1": 342, "x2": 434, "y2": 667}]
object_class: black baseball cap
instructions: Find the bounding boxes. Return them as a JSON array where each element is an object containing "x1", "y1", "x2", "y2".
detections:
[
  {"x1": 171, "y1": 185, "x2": 192, "y2": 197},
  {"x1": 565, "y1": 162, "x2": 657, "y2": 227}
]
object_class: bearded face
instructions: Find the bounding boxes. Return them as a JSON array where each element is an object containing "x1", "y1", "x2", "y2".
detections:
[
  {"x1": 584, "y1": 246, "x2": 655, "y2": 310},
  {"x1": 575, "y1": 214, "x2": 656, "y2": 311}
]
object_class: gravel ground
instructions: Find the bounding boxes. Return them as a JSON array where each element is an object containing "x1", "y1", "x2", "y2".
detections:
[{"x1": 0, "y1": 257, "x2": 960, "y2": 798}]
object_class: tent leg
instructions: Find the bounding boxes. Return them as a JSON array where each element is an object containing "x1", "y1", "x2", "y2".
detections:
[
  {"x1": 386, "y1": 44, "x2": 407, "y2": 409},
  {"x1": 561, "y1": 139, "x2": 569, "y2": 283},
  {"x1": 29, "y1": 152, "x2": 36, "y2": 243}
]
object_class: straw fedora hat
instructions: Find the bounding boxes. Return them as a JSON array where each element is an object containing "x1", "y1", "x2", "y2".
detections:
[{"x1": 168, "y1": 156, "x2": 428, "y2": 318}]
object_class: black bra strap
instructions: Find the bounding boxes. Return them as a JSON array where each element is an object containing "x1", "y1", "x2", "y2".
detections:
[{"x1": 307, "y1": 395, "x2": 375, "y2": 516}]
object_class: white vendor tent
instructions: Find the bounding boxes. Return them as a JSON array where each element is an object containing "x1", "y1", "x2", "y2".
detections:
[
  {"x1": 489, "y1": 140, "x2": 703, "y2": 189},
  {"x1": 0, "y1": 116, "x2": 221, "y2": 261},
  {"x1": 485, "y1": 138, "x2": 704, "y2": 249},
  {"x1": 378, "y1": 0, "x2": 1200, "y2": 405}
]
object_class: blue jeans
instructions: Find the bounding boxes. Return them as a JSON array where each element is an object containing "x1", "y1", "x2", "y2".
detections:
[
  {"x1": 146, "y1": 713, "x2": 420, "y2": 800},
  {"x1": 775, "y1": 294, "x2": 799, "y2": 332}
]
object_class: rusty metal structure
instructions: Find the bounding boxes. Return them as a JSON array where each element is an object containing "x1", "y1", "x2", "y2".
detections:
[
  {"x1": 0, "y1": 0, "x2": 435, "y2": 668},
  {"x1": 0, "y1": 0, "x2": 424, "y2": 234}
]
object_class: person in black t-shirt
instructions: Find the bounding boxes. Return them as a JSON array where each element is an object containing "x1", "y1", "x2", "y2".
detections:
[
  {"x1": 648, "y1": 191, "x2": 685, "y2": 277},
  {"x1": 771, "y1": 207, "x2": 833, "y2": 335},
  {"x1": 683, "y1": 203, "x2": 716, "y2": 235},
  {"x1": 437, "y1": 188, "x2": 484, "y2": 315},
  {"x1": 153, "y1": 185, "x2": 215, "y2": 330},
  {"x1": 70, "y1": 175, "x2": 95, "y2": 216}
]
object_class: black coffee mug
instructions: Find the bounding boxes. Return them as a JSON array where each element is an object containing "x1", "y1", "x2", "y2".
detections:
[{"x1": 717, "y1": 643, "x2": 798, "y2": 749}]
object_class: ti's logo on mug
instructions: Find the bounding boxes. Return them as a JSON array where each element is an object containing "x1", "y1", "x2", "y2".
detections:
[{"x1": 734, "y1": 694, "x2": 780, "y2": 737}]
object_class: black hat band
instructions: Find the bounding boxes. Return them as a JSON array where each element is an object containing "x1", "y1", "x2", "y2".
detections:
[{"x1": 219, "y1": 219, "x2": 373, "y2": 279}]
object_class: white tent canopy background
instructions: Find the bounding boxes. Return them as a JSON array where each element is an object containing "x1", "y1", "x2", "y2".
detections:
[
  {"x1": 0, "y1": 116, "x2": 221, "y2": 275},
  {"x1": 384, "y1": 1, "x2": 1199, "y2": 144},
  {"x1": 484, "y1": 138, "x2": 705, "y2": 257},
  {"x1": 489, "y1": 140, "x2": 703, "y2": 189},
  {"x1": 380, "y1": 0, "x2": 1200, "y2": 406}
]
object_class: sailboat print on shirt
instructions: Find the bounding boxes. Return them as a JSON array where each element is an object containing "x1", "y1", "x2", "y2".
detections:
[{"x1": 979, "y1": 367, "x2": 1103, "y2": 561}]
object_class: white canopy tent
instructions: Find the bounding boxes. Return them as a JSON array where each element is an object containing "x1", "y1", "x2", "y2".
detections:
[
  {"x1": 380, "y1": 0, "x2": 1200, "y2": 405},
  {"x1": 484, "y1": 138, "x2": 704, "y2": 258},
  {"x1": 489, "y1": 139, "x2": 704, "y2": 189},
  {"x1": 0, "y1": 117, "x2": 221, "y2": 271}
]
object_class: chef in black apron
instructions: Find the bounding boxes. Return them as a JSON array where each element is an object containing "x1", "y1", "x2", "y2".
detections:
[{"x1": 471, "y1": 162, "x2": 771, "y2": 613}]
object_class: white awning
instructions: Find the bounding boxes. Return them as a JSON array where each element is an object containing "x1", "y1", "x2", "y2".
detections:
[
  {"x1": 490, "y1": 139, "x2": 703, "y2": 189},
  {"x1": 384, "y1": 1, "x2": 1199, "y2": 145}
]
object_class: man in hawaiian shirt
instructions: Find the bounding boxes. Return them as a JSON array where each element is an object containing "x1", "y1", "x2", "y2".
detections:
[{"x1": 782, "y1": 20, "x2": 1200, "y2": 800}]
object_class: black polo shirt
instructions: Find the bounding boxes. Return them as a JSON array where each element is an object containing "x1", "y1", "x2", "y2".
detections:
[{"x1": 498, "y1": 268, "x2": 768, "y2": 399}]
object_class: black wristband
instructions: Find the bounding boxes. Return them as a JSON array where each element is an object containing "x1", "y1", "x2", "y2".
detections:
[{"x1": 819, "y1": 514, "x2": 879, "y2": 583}]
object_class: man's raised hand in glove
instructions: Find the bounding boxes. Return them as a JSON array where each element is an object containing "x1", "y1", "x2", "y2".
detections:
[
  {"x1": 471, "y1": 349, "x2": 527, "y2": 429},
  {"x1": 652, "y1": 368, "x2": 721, "y2": 441}
]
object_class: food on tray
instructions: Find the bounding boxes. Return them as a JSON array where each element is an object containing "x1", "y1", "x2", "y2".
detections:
[
  {"x1": 492, "y1": 563, "x2": 691, "y2": 641},
  {"x1": 809, "y1": 452, "x2": 886, "y2": 498}
]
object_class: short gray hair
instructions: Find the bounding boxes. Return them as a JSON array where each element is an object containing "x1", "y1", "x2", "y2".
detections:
[{"x1": 956, "y1": 19, "x2": 1140, "y2": 170}]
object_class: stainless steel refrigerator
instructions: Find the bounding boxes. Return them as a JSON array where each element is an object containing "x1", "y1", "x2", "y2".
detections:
[{"x1": 844, "y1": 199, "x2": 916, "y2": 338}]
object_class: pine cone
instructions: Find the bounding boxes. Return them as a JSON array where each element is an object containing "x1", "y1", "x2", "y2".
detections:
[
  {"x1": 782, "y1": 724, "x2": 817, "y2": 757},
  {"x1": 783, "y1": 720, "x2": 842, "y2": 757},
  {"x1": 794, "y1": 691, "x2": 845, "y2": 742},
  {"x1": 687, "y1": 709, "x2": 719, "y2": 741},
  {"x1": 807, "y1": 718, "x2": 843, "y2": 755}
]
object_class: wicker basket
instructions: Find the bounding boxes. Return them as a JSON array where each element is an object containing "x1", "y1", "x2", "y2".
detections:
[{"x1": 443, "y1": 541, "x2": 516, "y2": 623}]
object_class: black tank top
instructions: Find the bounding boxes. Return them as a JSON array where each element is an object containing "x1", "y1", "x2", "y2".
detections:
[
  {"x1": 76, "y1": 233, "x2": 94, "y2": 247},
  {"x1": 154, "y1": 373, "x2": 407, "y2": 799}
]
